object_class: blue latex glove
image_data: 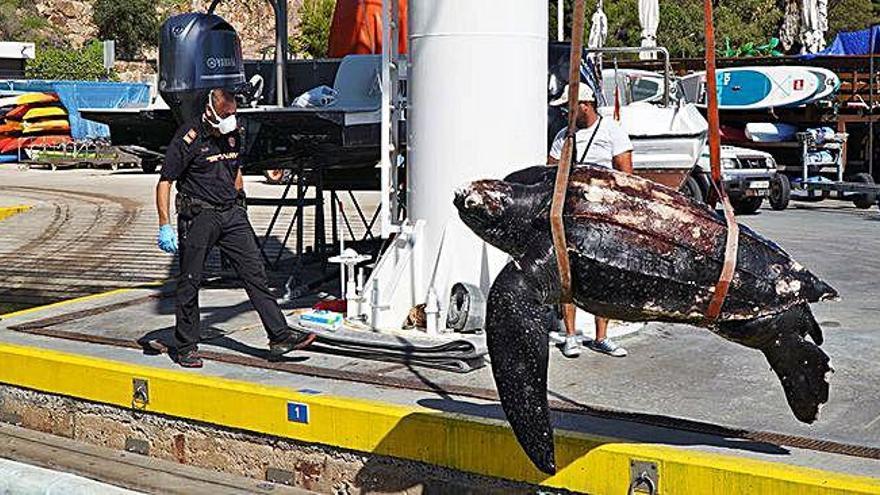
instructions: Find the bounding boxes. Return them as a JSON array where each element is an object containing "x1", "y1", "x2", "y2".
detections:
[{"x1": 157, "y1": 224, "x2": 178, "y2": 254}]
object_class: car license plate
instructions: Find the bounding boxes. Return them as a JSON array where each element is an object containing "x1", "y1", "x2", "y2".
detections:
[{"x1": 748, "y1": 181, "x2": 770, "y2": 189}]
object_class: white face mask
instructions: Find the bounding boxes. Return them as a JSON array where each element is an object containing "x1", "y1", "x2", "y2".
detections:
[{"x1": 208, "y1": 95, "x2": 237, "y2": 134}]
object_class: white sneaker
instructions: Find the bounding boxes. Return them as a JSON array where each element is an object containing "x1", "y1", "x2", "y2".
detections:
[
  {"x1": 561, "y1": 335, "x2": 581, "y2": 358},
  {"x1": 587, "y1": 338, "x2": 628, "y2": 357}
]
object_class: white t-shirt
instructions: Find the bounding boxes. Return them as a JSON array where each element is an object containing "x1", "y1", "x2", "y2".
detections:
[{"x1": 549, "y1": 118, "x2": 633, "y2": 168}]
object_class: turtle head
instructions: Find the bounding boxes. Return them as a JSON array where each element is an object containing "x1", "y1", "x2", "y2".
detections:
[{"x1": 454, "y1": 179, "x2": 549, "y2": 256}]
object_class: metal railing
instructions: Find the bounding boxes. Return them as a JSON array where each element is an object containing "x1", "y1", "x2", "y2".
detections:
[{"x1": 585, "y1": 46, "x2": 673, "y2": 107}]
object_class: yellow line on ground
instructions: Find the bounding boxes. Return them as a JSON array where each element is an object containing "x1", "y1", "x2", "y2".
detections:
[
  {"x1": 0, "y1": 342, "x2": 876, "y2": 494},
  {"x1": 0, "y1": 204, "x2": 31, "y2": 222},
  {"x1": 0, "y1": 282, "x2": 165, "y2": 320}
]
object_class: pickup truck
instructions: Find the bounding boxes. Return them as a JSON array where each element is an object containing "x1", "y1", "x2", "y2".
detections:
[{"x1": 684, "y1": 145, "x2": 782, "y2": 214}]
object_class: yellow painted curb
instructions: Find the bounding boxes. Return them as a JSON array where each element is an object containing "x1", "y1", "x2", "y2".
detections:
[
  {"x1": 0, "y1": 342, "x2": 876, "y2": 494},
  {"x1": 0, "y1": 204, "x2": 31, "y2": 222}
]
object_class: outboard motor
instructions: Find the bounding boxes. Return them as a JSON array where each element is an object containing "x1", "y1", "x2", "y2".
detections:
[{"x1": 159, "y1": 13, "x2": 245, "y2": 124}]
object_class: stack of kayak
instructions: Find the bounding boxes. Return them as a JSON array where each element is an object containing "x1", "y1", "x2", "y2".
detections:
[{"x1": 0, "y1": 92, "x2": 73, "y2": 163}]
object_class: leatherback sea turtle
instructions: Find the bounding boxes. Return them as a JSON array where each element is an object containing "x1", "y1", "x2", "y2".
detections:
[{"x1": 453, "y1": 165, "x2": 837, "y2": 474}]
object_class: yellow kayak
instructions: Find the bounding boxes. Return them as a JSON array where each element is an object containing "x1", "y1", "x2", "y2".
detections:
[
  {"x1": 22, "y1": 119, "x2": 71, "y2": 134},
  {"x1": 0, "y1": 93, "x2": 59, "y2": 107},
  {"x1": 23, "y1": 106, "x2": 68, "y2": 121}
]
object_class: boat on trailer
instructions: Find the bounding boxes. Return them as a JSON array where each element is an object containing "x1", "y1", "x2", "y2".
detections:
[{"x1": 550, "y1": 44, "x2": 708, "y2": 189}]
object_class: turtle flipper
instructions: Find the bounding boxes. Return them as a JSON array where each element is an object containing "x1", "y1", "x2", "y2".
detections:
[
  {"x1": 717, "y1": 304, "x2": 831, "y2": 423},
  {"x1": 486, "y1": 261, "x2": 556, "y2": 474}
]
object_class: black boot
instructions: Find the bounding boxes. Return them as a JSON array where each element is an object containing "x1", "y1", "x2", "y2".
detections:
[
  {"x1": 269, "y1": 329, "x2": 316, "y2": 357},
  {"x1": 172, "y1": 348, "x2": 204, "y2": 368}
]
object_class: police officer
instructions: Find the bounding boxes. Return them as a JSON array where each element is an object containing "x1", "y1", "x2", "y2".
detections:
[{"x1": 155, "y1": 88, "x2": 315, "y2": 368}]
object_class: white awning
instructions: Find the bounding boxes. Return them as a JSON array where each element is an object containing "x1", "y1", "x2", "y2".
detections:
[
  {"x1": 638, "y1": 0, "x2": 659, "y2": 60},
  {"x1": 0, "y1": 42, "x2": 35, "y2": 60},
  {"x1": 588, "y1": 0, "x2": 608, "y2": 50},
  {"x1": 800, "y1": 0, "x2": 828, "y2": 54}
]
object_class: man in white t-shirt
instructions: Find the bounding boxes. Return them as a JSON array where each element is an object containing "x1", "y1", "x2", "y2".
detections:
[
  {"x1": 548, "y1": 85, "x2": 633, "y2": 169},
  {"x1": 548, "y1": 83, "x2": 633, "y2": 359}
]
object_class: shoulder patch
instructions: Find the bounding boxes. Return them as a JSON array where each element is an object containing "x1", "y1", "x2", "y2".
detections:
[{"x1": 182, "y1": 129, "x2": 197, "y2": 145}]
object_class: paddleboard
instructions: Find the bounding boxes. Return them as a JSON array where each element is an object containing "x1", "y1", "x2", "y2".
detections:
[
  {"x1": 802, "y1": 67, "x2": 840, "y2": 103},
  {"x1": 745, "y1": 122, "x2": 798, "y2": 142},
  {"x1": 681, "y1": 66, "x2": 821, "y2": 110},
  {"x1": 23, "y1": 106, "x2": 67, "y2": 121}
]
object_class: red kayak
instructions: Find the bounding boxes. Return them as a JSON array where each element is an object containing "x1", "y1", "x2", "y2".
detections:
[
  {"x1": 4, "y1": 105, "x2": 28, "y2": 121},
  {"x1": 0, "y1": 135, "x2": 72, "y2": 153}
]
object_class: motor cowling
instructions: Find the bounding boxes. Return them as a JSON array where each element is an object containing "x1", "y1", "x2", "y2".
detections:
[{"x1": 159, "y1": 13, "x2": 245, "y2": 124}]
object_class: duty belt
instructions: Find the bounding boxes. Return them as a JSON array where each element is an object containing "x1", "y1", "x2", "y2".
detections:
[{"x1": 175, "y1": 194, "x2": 238, "y2": 214}]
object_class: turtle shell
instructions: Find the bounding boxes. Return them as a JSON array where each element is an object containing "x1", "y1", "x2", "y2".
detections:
[{"x1": 553, "y1": 166, "x2": 837, "y2": 322}]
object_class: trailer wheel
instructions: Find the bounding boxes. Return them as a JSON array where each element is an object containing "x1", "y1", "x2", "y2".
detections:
[
  {"x1": 679, "y1": 175, "x2": 704, "y2": 203},
  {"x1": 850, "y1": 173, "x2": 877, "y2": 209},
  {"x1": 732, "y1": 196, "x2": 763, "y2": 215},
  {"x1": 769, "y1": 174, "x2": 790, "y2": 210}
]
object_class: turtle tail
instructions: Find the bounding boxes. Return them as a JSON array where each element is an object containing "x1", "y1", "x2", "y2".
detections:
[
  {"x1": 717, "y1": 304, "x2": 832, "y2": 423},
  {"x1": 485, "y1": 261, "x2": 557, "y2": 474}
]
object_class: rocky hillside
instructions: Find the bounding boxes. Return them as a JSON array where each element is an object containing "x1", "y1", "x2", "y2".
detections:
[{"x1": 34, "y1": 0, "x2": 303, "y2": 60}]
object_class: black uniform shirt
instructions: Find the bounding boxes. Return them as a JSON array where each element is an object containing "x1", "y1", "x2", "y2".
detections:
[{"x1": 161, "y1": 118, "x2": 242, "y2": 206}]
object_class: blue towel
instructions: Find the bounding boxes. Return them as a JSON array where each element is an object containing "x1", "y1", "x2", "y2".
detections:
[
  {"x1": 805, "y1": 126, "x2": 836, "y2": 144},
  {"x1": 805, "y1": 150, "x2": 834, "y2": 165}
]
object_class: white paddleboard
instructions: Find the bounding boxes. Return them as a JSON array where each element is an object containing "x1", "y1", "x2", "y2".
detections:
[
  {"x1": 803, "y1": 67, "x2": 840, "y2": 103},
  {"x1": 680, "y1": 66, "x2": 822, "y2": 110}
]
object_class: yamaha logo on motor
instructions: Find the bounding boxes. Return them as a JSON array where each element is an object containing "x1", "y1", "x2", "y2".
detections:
[{"x1": 206, "y1": 56, "x2": 236, "y2": 71}]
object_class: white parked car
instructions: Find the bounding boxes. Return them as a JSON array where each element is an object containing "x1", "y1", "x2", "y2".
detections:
[{"x1": 689, "y1": 145, "x2": 783, "y2": 214}]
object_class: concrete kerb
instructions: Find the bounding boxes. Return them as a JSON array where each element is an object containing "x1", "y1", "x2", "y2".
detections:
[{"x1": 0, "y1": 338, "x2": 878, "y2": 494}]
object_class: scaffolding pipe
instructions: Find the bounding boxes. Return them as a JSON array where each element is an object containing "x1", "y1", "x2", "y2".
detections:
[
  {"x1": 380, "y1": 0, "x2": 401, "y2": 238},
  {"x1": 869, "y1": 34, "x2": 874, "y2": 177},
  {"x1": 267, "y1": 0, "x2": 288, "y2": 107},
  {"x1": 558, "y1": 0, "x2": 565, "y2": 41}
]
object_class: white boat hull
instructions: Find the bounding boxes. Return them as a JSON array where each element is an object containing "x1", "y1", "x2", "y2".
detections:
[{"x1": 600, "y1": 102, "x2": 708, "y2": 176}]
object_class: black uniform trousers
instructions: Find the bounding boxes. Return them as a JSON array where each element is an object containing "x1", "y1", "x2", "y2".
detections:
[{"x1": 172, "y1": 205, "x2": 287, "y2": 353}]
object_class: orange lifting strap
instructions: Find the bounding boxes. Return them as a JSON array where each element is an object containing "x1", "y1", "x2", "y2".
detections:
[
  {"x1": 550, "y1": 0, "x2": 587, "y2": 304},
  {"x1": 703, "y1": 0, "x2": 739, "y2": 321}
]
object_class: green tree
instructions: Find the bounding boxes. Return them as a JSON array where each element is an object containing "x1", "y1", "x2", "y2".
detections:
[
  {"x1": 550, "y1": 0, "x2": 784, "y2": 58},
  {"x1": 26, "y1": 41, "x2": 116, "y2": 81},
  {"x1": 290, "y1": 0, "x2": 336, "y2": 59},
  {"x1": 92, "y1": 0, "x2": 160, "y2": 60},
  {"x1": 827, "y1": 0, "x2": 878, "y2": 40}
]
